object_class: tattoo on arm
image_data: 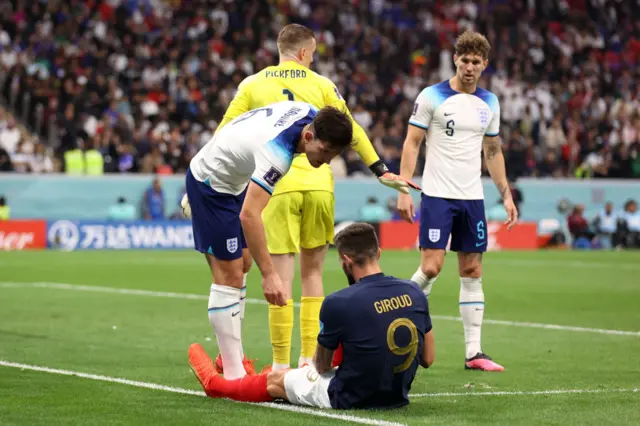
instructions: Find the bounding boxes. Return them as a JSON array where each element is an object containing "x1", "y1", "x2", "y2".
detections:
[
  {"x1": 483, "y1": 137, "x2": 510, "y2": 200},
  {"x1": 483, "y1": 138, "x2": 502, "y2": 160}
]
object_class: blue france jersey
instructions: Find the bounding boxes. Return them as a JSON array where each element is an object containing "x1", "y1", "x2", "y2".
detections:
[
  {"x1": 409, "y1": 80, "x2": 500, "y2": 200},
  {"x1": 189, "y1": 101, "x2": 317, "y2": 195},
  {"x1": 318, "y1": 273, "x2": 432, "y2": 410}
]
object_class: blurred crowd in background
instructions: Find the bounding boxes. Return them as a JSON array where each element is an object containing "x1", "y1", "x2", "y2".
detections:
[{"x1": 1, "y1": 0, "x2": 640, "y2": 180}]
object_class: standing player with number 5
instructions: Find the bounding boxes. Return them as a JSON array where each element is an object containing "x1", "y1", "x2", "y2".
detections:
[
  {"x1": 397, "y1": 30, "x2": 518, "y2": 372},
  {"x1": 188, "y1": 223, "x2": 435, "y2": 410},
  {"x1": 185, "y1": 103, "x2": 352, "y2": 380}
]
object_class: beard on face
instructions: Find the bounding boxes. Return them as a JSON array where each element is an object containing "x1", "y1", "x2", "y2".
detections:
[{"x1": 341, "y1": 262, "x2": 356, "y2": 286}]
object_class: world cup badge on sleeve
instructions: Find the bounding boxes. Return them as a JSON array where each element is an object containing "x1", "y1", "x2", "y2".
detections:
[{"x1": 263, "y1": 166, "x2": 283, "y2": 186}]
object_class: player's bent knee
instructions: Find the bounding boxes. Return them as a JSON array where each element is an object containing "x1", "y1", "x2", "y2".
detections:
[
  {"x1": 226, "y1": 271, "x2": 245, "y2": 287},
  {"x1": 459, "y1": 259, "x2": 482, "y2": 278},
  {"x1": 212, "y1": 259, "x2": 245, "y2": 288},
  {"x1": 420, "y1": 249, "x2": 445, "y2": 278},
  {"x1": 421, "y1": 264, "x2": 441, "y2": 279},
  {"x1": 266, "y1": 370, "x2": 288, "y2": 399},
  {"x1": 267, "y1": 369, "x2": 286, "y2": 385},
  {"x1": 421, "y1": 257, "x2": 443, "y2": 278},
  {"x1": 460, "y1": 264, "x2": 482, "y2": 278},
  {"x1": 265, "y1": 382, "x2": 281, "y2": 399}
]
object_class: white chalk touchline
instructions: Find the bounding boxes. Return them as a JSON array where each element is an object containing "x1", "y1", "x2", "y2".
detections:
[
  {"x1": 0, "y1": 360, "x2": 404, "y2": 426},
  {"x1": 410, "y1": 388, "x2": 639, "y2": 398},
  {"x1": 2, "y1": 358, "x2": 635, "y2": 409},
  {"x1": 428, "y1": 315, "x2": 640, "y2": 336},
  {"x1": 2, "y1": 281, "x2": 639, "y2": 337}
]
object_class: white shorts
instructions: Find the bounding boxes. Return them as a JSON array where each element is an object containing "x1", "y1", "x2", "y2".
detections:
[{"x1": 284, "y1": 365, "x2": 335, "y2": 409}]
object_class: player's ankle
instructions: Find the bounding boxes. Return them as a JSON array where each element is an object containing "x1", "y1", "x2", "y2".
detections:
[{"x1": 298, "y1": 357, "x2": 313, "y2": 368}]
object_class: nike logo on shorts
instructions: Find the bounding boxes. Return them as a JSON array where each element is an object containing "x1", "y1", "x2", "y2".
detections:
[
  {"x1": 231, "y1": 311, "x2": 240, "y2": 317},
  {"x1": 476, "y1": 241, "x2": 486, "y2": 247}
]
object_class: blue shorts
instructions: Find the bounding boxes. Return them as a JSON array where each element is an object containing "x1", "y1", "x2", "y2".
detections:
[
  {"x1": 419, "y1": 194, "x2": 487, "y2": 253},
  {"x1": 185, "y1": 168, "x2": 247, "y2": 260}
]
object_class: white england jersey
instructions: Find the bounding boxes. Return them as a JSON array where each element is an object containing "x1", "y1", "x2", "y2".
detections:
[
  {"x1": 409, "y1": 80, "x2": 500, "y2": 200},
  {"x1": 190, "y1": 101, "x2": 317, "y2": 195}
]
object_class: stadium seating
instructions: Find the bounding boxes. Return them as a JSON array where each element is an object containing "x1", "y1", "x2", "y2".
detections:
[{"x1": 0, "y1": 0, "x2": 639, "y2": 180}]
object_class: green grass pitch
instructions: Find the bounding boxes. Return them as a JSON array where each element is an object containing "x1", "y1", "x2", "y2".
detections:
[{"x1": 0, "y1": 249, "x2": 639, "y2": 425}]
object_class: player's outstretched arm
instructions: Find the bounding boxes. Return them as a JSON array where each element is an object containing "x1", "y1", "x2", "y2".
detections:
[
  {"x1": 396, "y1": 125, "x2": 426, "y2": 223},
  {"x1": 421, "y1": 330, "x2": 435, "y2": 368},
  {"x1": 482, "y1": 136, "x2": 518, "y2": 229},
  {"x1": 322, "y1": 80, "x2": 420, "y2": 194},
  {"x1": 240, "y1": 182, "x2": 287, "y2": 306}
]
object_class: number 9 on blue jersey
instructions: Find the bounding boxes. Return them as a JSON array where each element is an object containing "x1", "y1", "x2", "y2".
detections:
[{"x1": 387, "y1": 318, "x2": 419, "y2": 373}]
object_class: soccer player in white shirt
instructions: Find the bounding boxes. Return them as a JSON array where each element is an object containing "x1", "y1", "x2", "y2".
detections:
[
  {"x1": 184, "y1": 101, "x2": 352, "y2": 379},
  {"x1": 397, "y1": 30, "x2": 518, "y2": 371}
]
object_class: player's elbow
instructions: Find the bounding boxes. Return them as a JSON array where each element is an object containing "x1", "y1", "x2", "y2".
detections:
[
  {"x1": 315, "y1": 363, "x2": 331, "y2": 375},
  {"x1": 239, "y1": 207, "x2": 259, "y2": 227},
  {"x1": 421, "y1": 351, "x2": 435, "y2": 369},
  {"x1": 421, "y1": 331, "x2": 435, "y2": 368}
]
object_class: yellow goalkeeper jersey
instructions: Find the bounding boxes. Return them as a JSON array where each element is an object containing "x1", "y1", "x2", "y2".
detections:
[{"x1": 216, "y1": 61, "x2": 380, "y2": 194}]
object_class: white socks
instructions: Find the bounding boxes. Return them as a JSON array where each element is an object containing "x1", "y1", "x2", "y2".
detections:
[
  {"x1": 412, "y1": 266, "x2": 486, "y2": 359},
  {"x1": 298, "y1": 356, "x2": 313, "y2": 368},
  {"x1": 459, "y1": 277, "x2": 484, "y2": 359},
  {"x1": 208, "y1": 284, "x2": 245, "y2": 380},
  {"x1": 411, "y1": 267, "x2": 438, "y2": 296},
  {"x1": 239, "y1": 273, "x2": 247, "y2": 320}
]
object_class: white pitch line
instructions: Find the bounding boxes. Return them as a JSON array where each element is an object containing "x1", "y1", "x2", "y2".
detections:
[
  {"x1": 410, "y1": 388, "x2": 639, "y2": 398},
  {"x1": 2, "y1": 359, "x2": 636, "y2": 407},
  {"x1": 428, "y1": 315, "x2": 640, "y2": 336},
  {"x1": 2, "y1": 282, "x2": 640, "y2": 337},
  {"x1": 482, "y1": 258, "x2": 640, "y2": 271},
  {"x1": 1, "y1": 256, "x2": 638, "y2": 270},
  {"x1": 0, "y1": 360, "x2": 404, "y2": 426},
  {"x1": 0, "y1": 281, "x2": 296, "y2": 306}
]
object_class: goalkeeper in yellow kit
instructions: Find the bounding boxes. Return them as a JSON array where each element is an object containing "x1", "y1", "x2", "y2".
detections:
[{"x1": 214, "y1": 24, "x2": 420, "y2": 371}]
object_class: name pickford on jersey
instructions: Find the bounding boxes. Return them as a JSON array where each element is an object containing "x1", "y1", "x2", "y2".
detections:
[{"x1": 265, "y1": 69, "x2": 308, "y2": 79}]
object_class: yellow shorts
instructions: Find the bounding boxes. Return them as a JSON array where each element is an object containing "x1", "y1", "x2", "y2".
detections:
[{"x1": 263, "y1": 191, "x2": 335, "y2": 254}]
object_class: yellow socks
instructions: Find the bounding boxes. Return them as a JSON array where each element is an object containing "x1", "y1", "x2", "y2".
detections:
[
  {"x1": 269, "y1": 297, "x2": 325, "y2": 369},
  {"x1": 268, "y1": 299, "x2": 294, "y2": 369},
  {"x1": 299, "y1": 296, "x2": 324, "y2": 366}
]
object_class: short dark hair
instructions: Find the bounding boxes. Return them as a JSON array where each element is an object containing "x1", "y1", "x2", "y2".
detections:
[
  {"x1": 277, "y1": 24, "x2": 315, "y2": 56},
  {"x1": 334, "y1": 223, "x2": 379, "y2": 266},
  {"x1": 310, "y1": 106, "x2": 353, "y2": 150}
]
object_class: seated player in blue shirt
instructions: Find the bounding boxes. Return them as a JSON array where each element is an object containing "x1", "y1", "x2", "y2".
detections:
[{"x1": 187, "y1": 222, "x2": 435, "y2": 409}]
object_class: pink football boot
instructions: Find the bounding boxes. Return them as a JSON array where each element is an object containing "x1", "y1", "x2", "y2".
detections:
[{"x1": 465, "y1": 353, "x2": 505, "y2": 372}]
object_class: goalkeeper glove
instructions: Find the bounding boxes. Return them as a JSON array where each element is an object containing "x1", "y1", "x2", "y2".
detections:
[
  {"x1": 369, "y1": 160, "x2": 422, "y2": 194},
  {"x1": 180, "y1": 193, "x2": 192, "y2": 219}
]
